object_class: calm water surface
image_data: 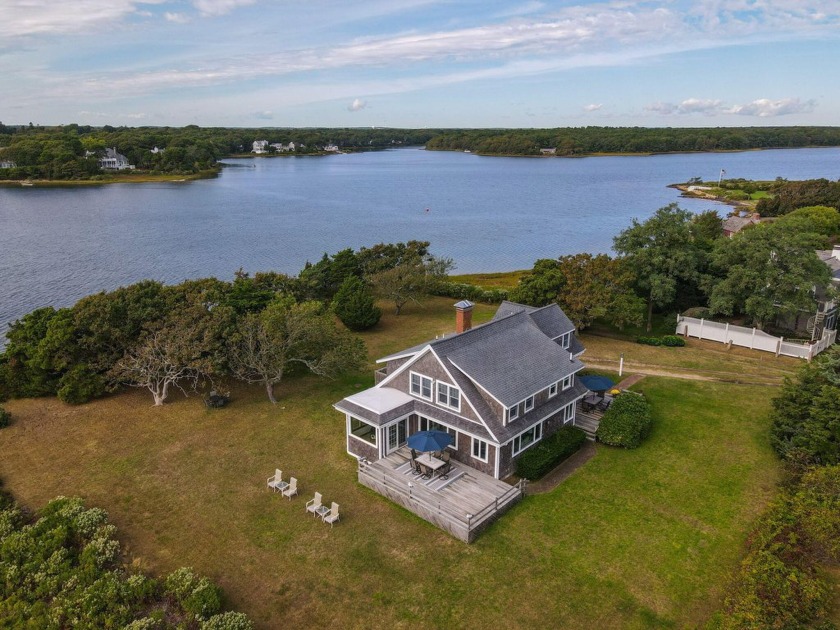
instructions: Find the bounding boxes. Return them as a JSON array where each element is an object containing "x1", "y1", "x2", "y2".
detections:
[{"x1": 1, "y1": 146, "x2": 839, "y2": 337}]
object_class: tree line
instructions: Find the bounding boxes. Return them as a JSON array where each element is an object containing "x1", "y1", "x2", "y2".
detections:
[
  {"x1": 0, "y1": 241, "x2": 450, "y2": 406},
  {"x1": 0, "y1": 124, "x2": 442, "y2": 180},
  {"x1": 510, "y1": 202, "x2": 838, "y2": 333},
  {"x1": 424, "y1": 126, "x2": 840, "y2": 156}
]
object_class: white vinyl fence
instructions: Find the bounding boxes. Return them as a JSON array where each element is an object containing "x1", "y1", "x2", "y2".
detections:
[{"x1": 675, "y1": 316, "x2": 837, "y2": 361}]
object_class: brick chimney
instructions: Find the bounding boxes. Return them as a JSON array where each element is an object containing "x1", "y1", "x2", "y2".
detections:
[{"x1": 454, "y1": 300, "x2": 474, "y2": 334}]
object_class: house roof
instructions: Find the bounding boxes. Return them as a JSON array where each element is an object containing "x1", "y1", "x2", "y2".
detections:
[
  {"x1": 817, "y1": 250, "x2": 840, "y2": 283},
  {"x1": 722, "y1": 215, "x2": 760, "y2": 234}
]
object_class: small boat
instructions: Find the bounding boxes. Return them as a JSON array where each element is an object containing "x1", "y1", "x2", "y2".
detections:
[{"x1": 21, "y1": 181, "x2": 33, "y2": 187}]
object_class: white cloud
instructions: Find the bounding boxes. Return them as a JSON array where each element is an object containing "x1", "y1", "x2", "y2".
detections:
[
  {"x1": 164, "y1": 12, "x2": 190, "y2": 23},
  {"x1": 0, "y1": 0, "x2": 164, "y2": 37},
  {"x1": 253, "y1": 110, "x2": 273, "y2": 119},
  {"x1": 191, "y1": 0, "x2": 256, "y2": 17},
  {"x1": 78, "y1": 110, "x2": 148, "y2": 119},
  {"x1": 645, "y1": 96, "x2": 817, "y2": 117},
  {"x1": 347, "y1": 98, "x2": 367, "y2": 112},
  {"x1": 583, "y1": 103, "x2": 602, "y2": 112},
  {"x1": 728, "y1": 97, "x2": 816, "y2": 117}
]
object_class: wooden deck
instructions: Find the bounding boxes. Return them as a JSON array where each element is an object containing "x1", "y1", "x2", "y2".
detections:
[
  {"x1": 358, "y1": 447, "x2": 524, "y2": 543},
  {"x1": 575, "y1": 402, "x2": 603, "y2": 441}
]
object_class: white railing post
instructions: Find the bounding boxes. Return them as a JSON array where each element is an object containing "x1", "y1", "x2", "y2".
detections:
[
  {"x1": 776, "y1": 337, "x2": 783, "y2": 357},
  {"x1": 699, "y1": 318, "x2": 704, "y2": 340},
  {"x1": 750, "y1": 327, "x2": 756, "y2": 349},
  {"x1": 724, "y1": 322, "x2": 730, "y2": 344}
]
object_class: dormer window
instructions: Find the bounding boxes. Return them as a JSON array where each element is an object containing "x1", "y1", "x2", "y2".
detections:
[
  {"x1": 562, "y1": 375, "x2": 573, "y2": 391},
  {"x1": 548, "y1": 382, "x2": 558, "y2": 398},
  {"x1": 524, "y1": 396, "x2": 535, "y2": 412},
  {"x1": 507, "y1": 405, "x2": 519, "y2": 422},
  {"x1": 436, "y1": 382, "x2": 461, "y2": 411},
  {"x1": 410, "y1": 372, "x2": 433, "y2": 400}
]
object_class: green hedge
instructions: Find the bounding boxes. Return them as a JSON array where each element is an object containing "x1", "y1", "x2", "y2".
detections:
[
  {"x1": 636, "y1": 335, "x2": 685, "y2": 347},
  {"x1": 596, "y1": 393, "x2": 652, "y2": 449},
  {"x1": 515, "y1": 426, "x2": 587, "y2": 480},
  {"x1": 430, "y1": 281, "x2": 508, "y2": 304}
]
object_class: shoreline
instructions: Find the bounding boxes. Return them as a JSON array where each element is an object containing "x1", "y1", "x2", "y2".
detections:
[
  {"x1": 424, "y1": 144, "x2": 837, "y2": 159},
  {"x1": 0, "y1": 169, "x2": 220, "y2": 188}
]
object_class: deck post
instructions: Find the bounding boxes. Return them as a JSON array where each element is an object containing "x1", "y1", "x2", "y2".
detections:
[
  {"x1": 699, "y1": 318, "x2": 704, "y2": 340},
  {"x1": 750, "y1": 327, "x2": 756, "y2": 349}
]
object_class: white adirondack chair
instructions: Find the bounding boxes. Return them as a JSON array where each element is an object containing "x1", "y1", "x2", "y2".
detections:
[
  {"x1": 282, "y1": 477, "x2": 298, "y2": 500},
  {"x1": 305, "y1": 492, "x2": 323, "y2": 516},
  {"x1": 267, "y1": 469, "x2": 287, "y2": 493},
  {"x1": 322, "y1": 502, "x2": 340, "y2": 528}
]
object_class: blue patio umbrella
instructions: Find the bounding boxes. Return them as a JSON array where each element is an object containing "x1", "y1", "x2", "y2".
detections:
[
  {"x1": 580, "y1": 375, "x2": 615, "y2": 392},
  {"x1": 407, "y1": 430, "x2": 454, "y2": 452}
]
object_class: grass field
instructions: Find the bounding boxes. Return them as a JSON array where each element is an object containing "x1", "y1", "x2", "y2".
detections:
[{"x1": 0, "y1": 297, "x2": 785, "y2": 628}]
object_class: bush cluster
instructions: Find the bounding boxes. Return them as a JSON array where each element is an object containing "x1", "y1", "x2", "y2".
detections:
[
  {"x1": 515, "y1": 426, "x2": 587, "y2": 480},
  {"x1": 430, "y1": 281, "x2": 508, "y2": 304},
  {"x1": 0, "y1": 493, "x2": 252, "y2": 628},
  {"x1": 636, "y1": 335, "x2": 685, "y2": 347},
  {"x1": 0, "y1": 406, "x2": 9, "y2": 429},
  {"x1": 596, "y1": 393, "x2": 652, "y2": 449},
  {"x1": 710, "y1": 465, "x2": 840, "y2": 629}
]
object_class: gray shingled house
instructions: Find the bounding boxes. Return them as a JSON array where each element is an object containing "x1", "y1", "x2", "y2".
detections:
[{"x1": 334, "y1": 300, "x2": 587, "y2": 480}]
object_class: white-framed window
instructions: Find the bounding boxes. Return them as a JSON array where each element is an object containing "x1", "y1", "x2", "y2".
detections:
[
  {"x1": 436, "y1": 382, "x2": 461, "y2": 411},
  {"x1": 418, "y1": 416, "x2": 458, "y2": 449},
  {"x1": 548, "y1": 382, "x2": 558, "y2": 398},
  {"x1": 349, "y1": 416, "x2": 376, "y2": 445},
  {"x1": 562, "y1": 374, "x2": 573, "y2": 391},
  {"x1": 410, "y1": 372, "x2": 433, "y2": 400},
  {"x1": 512, "y1": 422, "x2": 543, "y2": 456},
  {"x1": 524, "y1": 396, "x2": 535, "y2": 412},
  {"x1": 506, "y1": 404, "x2": 519, "y2": 422},
  {"x1": 472, "y1": 437, "x2": 489, "y2": 462},
  {"x1": 563, "y1": 403, "x2": 574, "y2": 424},
  {"x1": 562, "y1": 332, "x2": 571, "y2": 348}
]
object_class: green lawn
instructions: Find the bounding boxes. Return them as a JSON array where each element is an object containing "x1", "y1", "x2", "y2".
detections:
[{"x1": 0, "y1": 298, "x2": 782, "y2": 628}]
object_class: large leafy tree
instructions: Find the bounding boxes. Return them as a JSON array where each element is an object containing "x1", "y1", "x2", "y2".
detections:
[
  {"x1": 771, "y1": 346, "x2": 840, "y2": 465},
  {"x1": 613, "y1": 204, "x2": 702, "y2": 331},
  {"x1": 331, "y1": 275, "x2": 381, "y2": 331},
  {"x1": 706, "y1": 221, "x2": 830, "y2": 328},
  {"x1": 368, "y1": 252, "x2": 453, "y2": 315},
  {"x1": 227, "y1": 295, "x2": 365, "y2": 403},
  {"x1": 511, "y1": 254, "x2": 643, "y2": 330}
]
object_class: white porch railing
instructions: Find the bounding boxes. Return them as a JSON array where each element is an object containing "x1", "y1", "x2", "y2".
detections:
[{"x1": 676, "y1": 316, "x2": 837, "y2": 361}]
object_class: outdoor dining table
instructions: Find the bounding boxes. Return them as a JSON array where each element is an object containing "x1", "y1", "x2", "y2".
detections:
[
  {"x1": 416, "y1": 453, "x2": 446, "y2": 477},
  {"x1": 583, "y1": 393, "x2": 603, "y2": 411}
]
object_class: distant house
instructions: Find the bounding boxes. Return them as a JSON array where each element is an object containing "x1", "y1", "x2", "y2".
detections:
[
  {"x1": 270, "y1": 142, "x2": 296, "y2": 152},
  {"x1": 252, "y1": 140, "x2": 269, "y2": 154},
  {"x1": 323, "y1": 144, "x2": 339, "y2": 152},
  {"x1": 540, "y1": 147, "x2": 557, "y2": 155},
  {"x1": 722, "y1": 213, "x2": 761, "y2": 238},
  {"x1": 335, "y1": 300, "x2": 587, "y2": 480},
  {"x1": 775, "y1": 246, "x2": 840, "y2": 339},
  {"x1": 98, "y1": 148, "x2": 134, "y2": 170},
  {"x1": 0, "y1": 160, "x2": 15, "y2": 169},
  {"x1": 150, "y1": 146, "x2": 165, "y2": 154}
]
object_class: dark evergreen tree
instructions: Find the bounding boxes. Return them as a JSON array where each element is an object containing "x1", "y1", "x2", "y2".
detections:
[{"x1": 332, "y1": 276, "x2": 381, "y2": 331}]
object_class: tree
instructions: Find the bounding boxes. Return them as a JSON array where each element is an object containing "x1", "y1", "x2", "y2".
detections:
[
  {"x1": 771, "y1": 346, "x2": 840, "y2": 465},
  {"x1": 776, "y1": 205, "x2": 840, "y2": 237},
  {"x1": 331, "y1": 276, "x2": 381, "y2": 331},
  {"x1": 706, "y1": 221, "x2": 830, "y2": 328},
  {"x1": 369, "y1": 255, "x2": 452, "y2": 315},
  {"x1": 110, "y1": 327, "x2": 209, "y2": 406},
  {"x1": 227, "y1": 296, "x2": 365, "y2": 403},
  {"x1": 613, "y1": 204, "x2": 702, "y2": 331},
  {"x1": 511, "y1": 255, "x2": 643, "y2": 330}
]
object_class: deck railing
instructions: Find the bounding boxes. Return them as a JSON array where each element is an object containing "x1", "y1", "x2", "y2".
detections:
[{"x1": 358, "y1": 459, "x2": 524, "y2": 543}]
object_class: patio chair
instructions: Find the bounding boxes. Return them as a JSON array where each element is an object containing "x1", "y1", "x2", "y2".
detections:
[
  {"x1": 437, "y1": 460, "x2": 452, "y2": 480},
  {"x1": 305, "y1": 492, "x2": 323, "y2": 517},
  {"x1": 267, "y1": 469, "x2": 284, "y2": 492},
  {"x1": 419, "y1": 463, "x2": 431, "y2": 480},
  {"x1": 410, "y1": 449, "x2": 423, "y2": 476},
  {"x1": 441, "y1": 451, "x2": 451, "y2": 463},
  {"x1": 322, "y1": 502, "x2": 340, "y2": 528},
  {"x1": 282, "y1": 477, "x2": 298, "y2": 500}
]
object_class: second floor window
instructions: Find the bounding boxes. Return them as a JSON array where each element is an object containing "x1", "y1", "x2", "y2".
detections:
[
  {"x1": 562, "y1": 374, "x2": 573, "y2": 390},
  {"x1": 548, "y1": 382, "x2": 558, "y2": 398},
  {"x1": 410, "y1": 372, "x2": 433, "y2": 400},
  {"x1": 436, "y1": 382, "x2": 461, "y2": 411},
  {"x1": 524, "y1": 396, "x2": 535, "y2": 412},
  {"x1": 507, "y1": 405, "x2": 519, "y2": 422}
]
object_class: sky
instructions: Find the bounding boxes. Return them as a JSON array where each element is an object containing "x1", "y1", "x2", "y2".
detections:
[{"x1": 2, "y1": 0, "x2": 840, "y2": 128}]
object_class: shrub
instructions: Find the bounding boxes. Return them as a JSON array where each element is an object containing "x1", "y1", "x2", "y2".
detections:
[
  {"x1": 430, "y1": 281, "x2": 508, "y2": 304},
  {"x1": 202, "y1": 612, "x2": 255, "y2": 630},
  {"x1": 596, "y1": 393, "x2": 652, "y2": 449},
  {"x1": 57, "y1": 364, "x2": 105, "y2": 404},
  {"x1": 515, "y1": 426, "x2": 587, "y2": 480},
  {"x1": 636, "y1": 336, "x2": 661, "y2": 346},
  {"x1": 165, "y1": 567, "x2": 222, "y2": 620},
  {"x1": 331, "y1": 276, "x2": 381, "y2": 331},
  {"x1": 0, "y1": 406, "x2": 10, "y2": 429},
  {"x1": 683, "y1": 306, "x2": 712, "y2": 319},
  {"x1": 660, "y1": 335, "x2": 686, "y2": 347}
]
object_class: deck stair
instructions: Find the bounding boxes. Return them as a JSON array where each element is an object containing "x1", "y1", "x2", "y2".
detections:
[{"x1": 575, "y1": 406, "x2": 603, "y2": 441}]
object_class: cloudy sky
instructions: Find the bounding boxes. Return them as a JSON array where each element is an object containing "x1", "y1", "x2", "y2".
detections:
[{"x1": 2, "y1": 0, "x2": 839, "y2": 127}]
